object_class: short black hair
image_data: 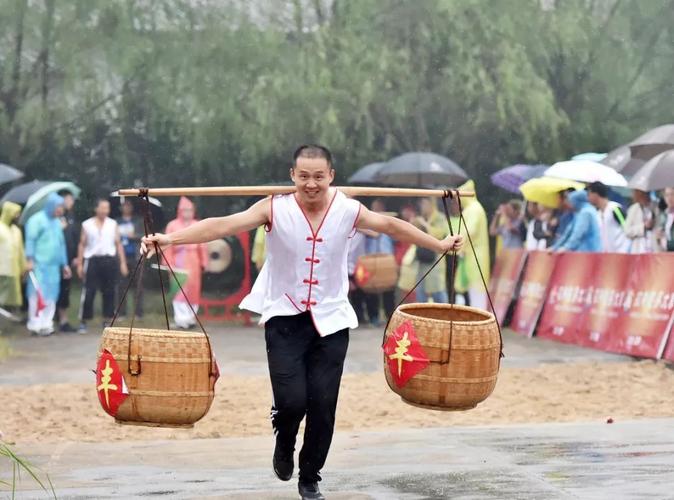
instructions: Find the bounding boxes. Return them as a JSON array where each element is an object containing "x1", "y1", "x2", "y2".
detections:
[
  {"x1": 587, "y1": 181, "x2": 608, "y2": 198},
  {"x1": 95, "y1": 197, "x2": 110, "y2": 207},
  {"x1": 293, "y1": 144, "x2": 333, "y2": 167}
]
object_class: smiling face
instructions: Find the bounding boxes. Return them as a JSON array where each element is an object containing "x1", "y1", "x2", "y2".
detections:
[{"x1": 290, "y1": 156, "x2": 335, "y2": 205}]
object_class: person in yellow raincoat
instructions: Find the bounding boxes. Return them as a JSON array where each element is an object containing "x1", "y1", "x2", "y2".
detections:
[
  {"x1": 251, "y1": 224, "x2": 267, "y2": 272},
  {"x1": 454, "y1": 180, "x2": 490, "y2": 309},
  {"x1": 412, "y1": 197, "x2": 449, "y2": 303},
  {"x1": 0, "y1": 202, "x2": 26, "y2": 307}
]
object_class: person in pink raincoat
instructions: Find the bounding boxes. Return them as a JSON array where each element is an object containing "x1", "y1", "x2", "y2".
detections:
[{"x1": 163, "y1": 197, "x2": 208, "y2": 328}]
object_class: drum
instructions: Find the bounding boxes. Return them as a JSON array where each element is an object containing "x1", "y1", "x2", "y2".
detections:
[
  {"x1": 97, "y1": 327, "x2": 217, "y2": 427},
  {"x1": 354, "y1": 253, "x2": 399, "y2": 293},
  {"x1": 383, "y1": 303, "x2": 500, "y2": 411}
]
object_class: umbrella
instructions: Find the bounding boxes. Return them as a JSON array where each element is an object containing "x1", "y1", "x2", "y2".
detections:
[
  {"x1": 600, "y1": 146, "x2": 641, "y2": 174},
  {"x1": 602, "y1": 124, "x2": 674, "y2": 176},
  {"x1": 627, "y1": 150, "x2": 674, "y2": 192},
  {"x1": 347, "y1": 162, "x2": 385, "y2": 184},
  {"x1": 519, "y1": 177, "x2": 585, "y2": 208},
  {"x1": 0, "y1": 180, "x2": 52, "y2": 205},
  {"x1": 18, "y1": 181, "x2": 81, "y2": 224},
  {"x1": 374, "y1": 152, "x2": 468, "y2": 187},
  {"x1": 0, "y1": 163, "x2": 24, "y2": 186},
  {"x1": 545, "y1": 160, "x2": 627, "y2": 187},
  {"x1": 109, "y1": 191, "x2": 165, "y2": 231},
  {"x1": 572, "y1": 152, "x2": 607, "y2": 162},
  {"x1": 490, "y1": 164, "x2": 547, "y2": 193}
]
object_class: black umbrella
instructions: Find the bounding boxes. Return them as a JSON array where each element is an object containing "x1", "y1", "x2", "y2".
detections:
[
  {"x1": 0, "y1": 163, "x2": 24, "y2": 186},
  {"x1": 375, "y1": 152, "x2": 468, "y2": 187},
  {"x1": 347, "y1": 162, "x2": 385, "y2": 184},
  {"x1": 0, "y1": 180, "x2": 52, "y2": 205},
  {"x1": 627, "y1": 150, "x2": 674, "y2": 192},
  {"x1": 109, "y1": 191, "x2": 166, "y2": 231}
]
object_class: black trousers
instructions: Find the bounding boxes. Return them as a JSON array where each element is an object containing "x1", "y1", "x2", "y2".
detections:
[
  {"x1": 365, "y1": 290, "x2": 395, "y2": 323},
  {"x1": 348, "y1": 274, "x2": 367, "y2": 323},
  {"x1": 57, "y1": 276, "x2": 71, "y2": 309},
  {"x1": 265, "y1": 312, "x2": 349, "y2": 484},
  {"x1": 80, "y1": 256, "x2": 118, "y2": 321}
]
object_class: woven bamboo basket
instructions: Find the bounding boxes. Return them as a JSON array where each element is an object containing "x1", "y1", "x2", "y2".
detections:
[
  {"x1": 356, "y1": 253, "x2": 399, "y2": 293},
  {"x1": 98, "y1": 327, "x2": 217, "y2": 427},
  {"x1": 383, "y1": 303, "x2": 500, "y2": 410}
]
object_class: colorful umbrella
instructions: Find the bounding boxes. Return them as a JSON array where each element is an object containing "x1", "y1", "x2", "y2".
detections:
[
  {"x1": 519, "y1": 177, "x2": 585, "y2": 208},
  {"x1": 545, "y1": 160, "x2": 627, "y2": 187},
  {"x1": 490, "y1": 164, "x2": 547, "y2": 193},
  {"x1": 627, "y1": 150, "x2": 674, "y2": 192}
]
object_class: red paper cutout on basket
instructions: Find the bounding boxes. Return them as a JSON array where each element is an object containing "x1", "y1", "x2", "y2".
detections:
[
  {"x1": 383, "y1": 320, "x2": 429, "y2": 388},
  {"x1": 96, "y1": 349, "x2": 129, "y2": 417},
  {"x1": 354, "y1": 262, "x2": 371, "y2": 287}
]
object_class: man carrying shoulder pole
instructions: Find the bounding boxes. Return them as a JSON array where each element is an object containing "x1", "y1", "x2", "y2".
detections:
[{"x1": 141, "y1": 145, "x2": 464, "y2": 500}]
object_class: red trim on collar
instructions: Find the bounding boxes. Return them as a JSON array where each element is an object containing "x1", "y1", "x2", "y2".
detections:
[
  {"x1": 348, "y1": 202, "x2": 363, "y2": 239},
  {"x1": 293, "y1": 189, "x2": 338, "y2": 238},
  {"x1": 265, "y1": 195, "x2": 274, "y2": 233}
]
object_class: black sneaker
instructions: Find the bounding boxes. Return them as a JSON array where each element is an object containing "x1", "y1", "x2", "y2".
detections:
[
  {"x1": 273, "y1": 442, "x2": 294, "y2": 481},
  {"x1": 298, "y1": 481, "x2": 325, "y2": 500},
  {"x1": 59, "y1": 322, "x2": 75, "y2": 333}
]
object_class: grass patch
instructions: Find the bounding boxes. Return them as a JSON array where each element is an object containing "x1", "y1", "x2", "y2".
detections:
[{"x1": 0, "y1": 441, "x2": 56, "y2": 498}]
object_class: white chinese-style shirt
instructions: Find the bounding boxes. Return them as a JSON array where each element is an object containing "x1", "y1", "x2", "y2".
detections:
[{"x1": 240, "y1": 189, "x2": 362, "y2": 336}]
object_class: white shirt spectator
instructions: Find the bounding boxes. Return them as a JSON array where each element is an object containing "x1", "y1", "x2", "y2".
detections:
[
  {"x1": 599, "y1": 201, "x2": 629, "y2": 253},
  {"x1": 81, "y1": 217, "x2": 118, "y2": 258}
]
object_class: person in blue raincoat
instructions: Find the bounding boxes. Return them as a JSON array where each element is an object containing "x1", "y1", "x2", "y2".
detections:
[
  {"x1": 24, "y1": 193, "x2": 71, "y2": 335},
  {"x1": 551, "y1": 190, "x2": 601, "y2": 252}
]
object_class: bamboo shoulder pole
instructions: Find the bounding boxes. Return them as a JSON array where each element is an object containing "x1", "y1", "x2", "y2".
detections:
[{"x1": 117, "y1": 185, "x2": 474, "y2": 198}]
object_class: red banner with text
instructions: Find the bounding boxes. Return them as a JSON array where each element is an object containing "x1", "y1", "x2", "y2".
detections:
[
  {"x1": 488, "y1": 249, "x2": 527, "y2": 325},
  {"x1": 510, "y1": 251, "x2": 557, "y2": 337},
  {"x1": 617, "y1": 253, "x2": 674, "y2": 359},
  {"x1": 534, "y1": 252, "x2": 595, "y2": 344},
  {"x1": 536, "y1": 252, "x2": 674, "y2": 358}
]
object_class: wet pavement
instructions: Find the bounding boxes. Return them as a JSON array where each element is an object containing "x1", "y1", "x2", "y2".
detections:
[
  {"x1": 0, "y1": 325, "x2": 627, "y2": 385},
  {"x1": 6, "y1": 418, "x2": 674, "y2": 499},
  {"x1": 1, "y1": 325, "x2": 652, "y2": 499}
]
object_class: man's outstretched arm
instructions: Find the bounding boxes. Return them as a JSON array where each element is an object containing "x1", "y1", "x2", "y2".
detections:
[
  {"x1": 355, "y1": 205, "x2": 463, "y2": 254},
  {"x1": 141, "y1": 198, "x2": 270, "y2": 257}
]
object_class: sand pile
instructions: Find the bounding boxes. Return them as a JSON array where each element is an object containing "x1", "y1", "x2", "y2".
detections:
[{"x1": 2, "y1": 360, "x2": 673, "y2": 444}]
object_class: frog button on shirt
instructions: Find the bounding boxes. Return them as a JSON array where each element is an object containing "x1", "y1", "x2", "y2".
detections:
[{"x1": 240, "y1": 189, "x2": 362, "y2": 336}]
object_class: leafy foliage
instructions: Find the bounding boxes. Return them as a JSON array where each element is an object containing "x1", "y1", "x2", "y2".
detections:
[{"x1": 0, "y1": 0, "x2": 672, "y2": 214}]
